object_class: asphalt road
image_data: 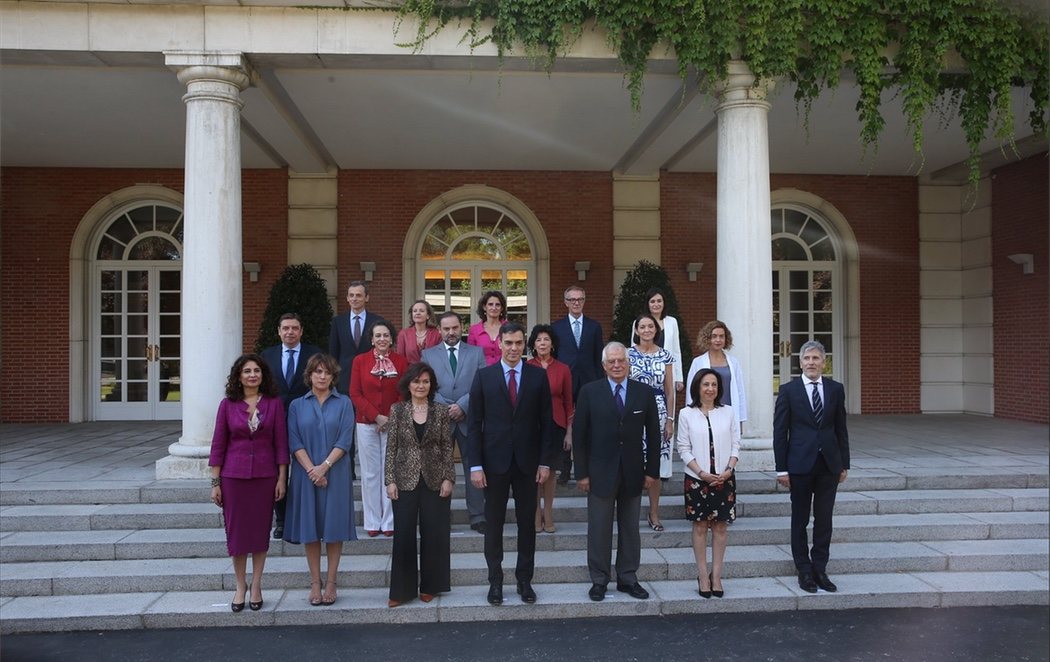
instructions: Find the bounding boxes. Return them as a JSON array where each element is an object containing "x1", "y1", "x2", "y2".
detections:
[{"x1": 2, "y1": 606, "x2": 1047, "y2": 662}]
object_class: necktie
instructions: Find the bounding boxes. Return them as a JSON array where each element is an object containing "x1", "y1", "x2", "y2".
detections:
[
  {"x1": 353, "y1": 315, "x2": 362, "y2": 345},
  {"x1": 285, "y1": 348, "x2": 296, "y2": 386},
  {"x1": 508, "y1": 368, "x2": 518, "y2": 407},
  {"x1": 573, "y1": 319, "x2": 582, "y2": 347},
  {"x1": 448, "y1": 346, "x2": 457, "y2": 375},
  {"x1": 811, "y1": 381, "x2": 824, "y2": 425},
  {"x1": 614, "y1": 383, "x2": 624, "y2": 415}
]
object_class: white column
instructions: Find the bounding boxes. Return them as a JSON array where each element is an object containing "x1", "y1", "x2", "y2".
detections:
[
  {"x1": 714, "y1": 61, "x2": 775, "y2": 471},
  {"x1": 156, "y1": 52, "x2": 252, "y2": 479}
]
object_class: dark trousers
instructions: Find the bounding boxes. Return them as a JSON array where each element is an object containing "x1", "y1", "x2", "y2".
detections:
[
  {"x1": 483, "y1": 462, "x2": 538, "y2": 585},
  {"x1": 789, "y1": 452, "x2": 839, "y2": 574},
  {"x1": 389, "y1": 482, "x2": 451, "y2": 602},
  {"x1": 586, "y1": 467, "x2": 642, "y2": 586},
  {"x1": 273, "y1": 473, "x2": 289, "y2": 526}
]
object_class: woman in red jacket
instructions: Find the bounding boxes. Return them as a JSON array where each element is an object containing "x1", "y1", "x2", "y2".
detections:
[
  {"x1": 350, "y1": 321, "x2": 408, "y2": 537},
  {"x1": 527, "y1": 324, "x2": 574, "y2": 533},
  {"x1": 209, "y1": 354, "x2": 289, "y2": 612}
]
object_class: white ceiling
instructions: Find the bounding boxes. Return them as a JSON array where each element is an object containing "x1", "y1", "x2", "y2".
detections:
[{"x1": 1, "y1": 54, "x2": 1044, "y2": 180}]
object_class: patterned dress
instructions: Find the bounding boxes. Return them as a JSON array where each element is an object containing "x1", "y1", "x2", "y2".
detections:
[
  {"x1": 628, "y1": 345, "x2": 675, "y2": 478},
  {"x1": 684, "y1": 411, "x2": 737, "y2": 523}
]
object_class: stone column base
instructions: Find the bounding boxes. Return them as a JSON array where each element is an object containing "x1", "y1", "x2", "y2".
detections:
[
  {"x1": 736, "y1": 437, "x2": 775, "y2": 472},
  {"x1": 155, "y1": 442, "x2": 211, "y2": 479}
]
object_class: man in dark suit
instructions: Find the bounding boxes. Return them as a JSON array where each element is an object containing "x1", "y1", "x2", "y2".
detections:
[
  {"x1": 260, "y1": 312, "x2": 321, "y2": 538},
  {"x1": 551, "y1": 285, "x2": 604, "y2": 484},
  {"x1": 774, "y1": 339, "x2": 850, "y2": 594},
  {"x1": 328, "y1": 280, "x2": 392, "y2": 394},
  {"x1": 422, "y1": 311, "x2": 487, "y2": 533},
  {"x1": 467, "y1": 321, "x2": 556, "y2": 606},
  {"x1": 573, "y1": 341, "x2": 660, "y2": 602}
]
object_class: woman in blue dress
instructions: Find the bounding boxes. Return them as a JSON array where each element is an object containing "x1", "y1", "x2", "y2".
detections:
[
  {"x1": 629, "y1": 313, "x2": 676, "y2": 532},
  {"x1": 284, "y1": 352, "x2": 357, "y2": 606}
]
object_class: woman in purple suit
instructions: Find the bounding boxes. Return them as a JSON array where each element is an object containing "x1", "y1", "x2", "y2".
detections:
[{"x1": 209, "y1": 354, "x2": 289, "y2": 613}]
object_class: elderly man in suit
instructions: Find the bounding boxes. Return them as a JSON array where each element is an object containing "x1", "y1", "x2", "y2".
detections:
[
  {"x1": 421, "y1": 311, "x2": 487, "y2": 534},
  {"x1": 573, "y1": 341, "x2": 660, "y2": 602},
  {"x1": 328, "y1": 280, "x2": 392, "y2": 394},
  {"x1": 467, "y1": 321, "x2": 556, "y2": 606},
  {"x1": 774, "y1": 340, "x2": 850, "y2": 594},
  {"x1": 260, "y1": 312, "x2": 320, "y2": 539},
  {"x1": 551, "y1": 285, "x2": 604, "y2": 484}
]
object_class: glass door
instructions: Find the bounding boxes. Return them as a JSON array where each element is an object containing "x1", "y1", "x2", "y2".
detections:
[
  {"x1": 424, "y1": 266, "x2": 532, "y2": 329},
  {"x1": 772, "y1": 266, "x2": 836, "y2": 395}
]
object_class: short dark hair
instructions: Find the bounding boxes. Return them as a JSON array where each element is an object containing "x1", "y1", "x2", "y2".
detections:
[
  {"x1": 475, "y1": 290, "x2": 508, "y2": 320},
  {"x1": 688, "y1": 368, "x2": 724, "y2": 408},
  {"x1": 643, "y1": 287, "x2": 666, "y2": 320},
  {"x1": 347, "y1": 280, "x2": 369, "y2": 294},
  {"x1": 527, "y1": 324, "x2": 559, "y2": 359},
  {"x1": 370, "y1": 320, "x2": 395, "y2": 340},
  {"x1": 398, "y1": 361, "x2": 438, "y2": 402},
  {"x1": 224, "y1": 353, "x2": 278, "y2": 400},
  {"x1": 437, "y1": 311, "x2": 462, "y2": 326},
  {"x1": 499, "y1": 321, "x2": 527, "y2": 340},
  {"x1": 301, "y1": 352, "x2": 339, "y2": 390},
  {"x1": 278, "y1": 312, "x2": 302, "y2": 325}
]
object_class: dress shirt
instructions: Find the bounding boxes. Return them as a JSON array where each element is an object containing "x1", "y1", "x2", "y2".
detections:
[{"x1": 608, "y1": 377, "x2": 627, "y2": 398}]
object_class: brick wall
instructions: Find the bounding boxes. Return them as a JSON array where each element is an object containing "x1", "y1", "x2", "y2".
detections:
[
  {"x1": 0, "y1": 167, "x2": 287, "y2": 422},
  {"x1": 661, "y1": 173, "x2": 921, "y2": 414},
  {"x1": 992, "y1": 153, "x2": 1049, "y2": 423},
  {"x1": 337, "y1": 170, "x2": 614, "y2": 329}
]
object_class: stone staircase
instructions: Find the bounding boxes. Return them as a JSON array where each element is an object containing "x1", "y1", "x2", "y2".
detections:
[{"x1": 1, "y1": 466, "x2": 1047, "y2": 633}]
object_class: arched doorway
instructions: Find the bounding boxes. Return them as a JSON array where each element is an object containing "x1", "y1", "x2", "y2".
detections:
[
  {"x1": 770, "y1": 191, "x2": 861, "y2": 412},
  {"x1": 91, "y1": 203, "x2": 184, "y2": 420},
  {"x1": 403, "y1": 185, "x2": 550, "y2": 329}
]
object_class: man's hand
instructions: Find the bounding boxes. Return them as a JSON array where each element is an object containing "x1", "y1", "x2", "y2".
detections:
[
  {"x1": 471, "y1": 469, "x2": 487, "y2": 489},
  {"x1": 577, "y1": 477, "x2": 590, "y2": 493},
  {"x1": 536, "y1": 466, "x2": 550, "y2": 485},
  {"x1": 448, "y1": 404, "x2": 464, "y2": 422},
  {"x1": 776, "y1": 474, "x2": 791, "y2": 489}
]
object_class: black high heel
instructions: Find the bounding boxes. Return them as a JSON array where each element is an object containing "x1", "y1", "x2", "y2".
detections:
[
  {"x1": 231, "y1": 583, "x2": 247, "y2": 612},
  {"x1": 710, "y1": 573, "x2": 724, "y2": 598},
  {"x1": 697, "y1": 576, "x2": 711, "y2": 599},
  {"x1": 248, "y1": 582, "x2": 263, "y2": 611}
]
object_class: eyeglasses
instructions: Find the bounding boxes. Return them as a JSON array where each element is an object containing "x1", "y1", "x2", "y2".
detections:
[{"x1": 565, "y1": 297, "x2": 585, "y2": 303}]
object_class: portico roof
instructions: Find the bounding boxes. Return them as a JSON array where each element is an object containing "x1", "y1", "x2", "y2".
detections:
[{"x1": 1, "y1": 2, "x2": 1046, "y2": 178}]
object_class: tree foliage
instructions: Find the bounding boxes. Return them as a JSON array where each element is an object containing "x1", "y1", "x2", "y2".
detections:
[
  {"x1": 395, "y1": 0, "x2": 1048, "y2": 186},
  {"x1": 254, "y1": 264, "x2": 334, "y2": 352},
  {"x1": 610, "y1": 259, "x2": 693, "y2": 369}
]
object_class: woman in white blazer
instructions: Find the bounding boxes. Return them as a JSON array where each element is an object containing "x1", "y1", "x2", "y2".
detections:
[
  {"x1": 685, "y1": 320, "x2": 747, "y2": 424},
  {"x1": 633, "y1": 288, "x2": 684, "y2": 393},
  {"x1": 677, "y1": 368, "x2": 740, "y2": 599}
]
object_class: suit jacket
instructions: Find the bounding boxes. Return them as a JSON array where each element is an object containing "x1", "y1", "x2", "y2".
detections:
[
  {"x1": 208, "y1": 395, "x2": 290, "y2": 478},
  {"x1": 328, "y1": 311, "x2": 394, "y2": 394},
  {"x1": 384, "y1": 401, "x2": 456, "y2": 492},
  {"x1": 260, "y1": 342, "x2": 322, "y2": 411},
  {"x1": 572, "y1": 378, "x2": 661, "y2": 498},
  {"x1": 422, "y1": 341, "x2": 485, "y2": 440},
  {"x1": 773, "y1": 376, "x2": 850, "y2": 475},
  {"x1": 466, "y1": 361, "x2": 557, "y2": 475},
  {"x1": 552, "y1": 315, "x2": 604, "y2": 400}
]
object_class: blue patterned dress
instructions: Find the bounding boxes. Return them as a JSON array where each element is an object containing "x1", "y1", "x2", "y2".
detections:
[{"x1": 628, "y1": 345, "x2": 676, "y2": 478}]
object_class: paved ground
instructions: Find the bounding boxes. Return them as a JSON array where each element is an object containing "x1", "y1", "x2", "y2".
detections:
[
  {"x1": 2, "y1": 414, "x2": 1047, "y2": 485},
  {"x1": 1, "y1": 606, "x2": 1047, "y2": 661}
]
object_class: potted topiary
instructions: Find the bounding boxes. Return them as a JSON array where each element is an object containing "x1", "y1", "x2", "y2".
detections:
[{"x1": 254, "y1": 263, "x2": 334, "y2": 352}]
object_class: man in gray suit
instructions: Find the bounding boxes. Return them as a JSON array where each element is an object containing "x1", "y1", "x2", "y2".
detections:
[{"x1": 422, "y1": 311, "x2": 487, "y2": 534}]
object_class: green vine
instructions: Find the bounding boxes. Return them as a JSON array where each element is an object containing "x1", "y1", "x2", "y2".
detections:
[{"x1": 394, "y1": 0, "x2": 1048, "y2": 186}]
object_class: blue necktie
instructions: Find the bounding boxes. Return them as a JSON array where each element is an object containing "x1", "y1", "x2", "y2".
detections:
[
  {"x1": 285, "y1": 348, "x2": 296, "y2": 386},
  {"x1": 614, "y1": 383, "x2": 625, "y2": 415}
]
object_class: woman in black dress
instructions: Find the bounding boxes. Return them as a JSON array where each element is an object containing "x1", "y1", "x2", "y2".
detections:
[{"x1": 676, "y1": 368, "x2": 740, "y2": 598}]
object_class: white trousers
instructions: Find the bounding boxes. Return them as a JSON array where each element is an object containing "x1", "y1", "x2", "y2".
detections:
[{"x1": 356, "y1": 423, "x2": 394, "y2": 532}]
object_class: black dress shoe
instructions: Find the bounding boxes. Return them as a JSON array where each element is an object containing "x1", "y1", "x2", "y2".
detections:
[
  {"x1": 588, "y1": 583, "x2": 606, "y2": 602},
  {"x1": 272, "y1": 525, "x2": 284, "y2": 540},
  {"x1": 616, "y1": 583, "x2": 650, "y2": 600},
  {"x1": 798, "y1": 571, "x2": 819, "y2": 593},
  {"x1": 517, "y1": 581, "x2": 537, "y2": 604},
  {"x1": 470, "y1": 521, "x2": 488, "y2": 535},
  {"x1": 487, "y1": 584, "x2": 503, "y2": 606},
  {"x1": 812, "y1": 571, "x2": 838, "y2": 592}
]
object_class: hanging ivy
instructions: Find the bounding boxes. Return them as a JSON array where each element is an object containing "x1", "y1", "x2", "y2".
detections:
[{"x1": 394, "y1": 0, "x2": 1048, "y2": 186}]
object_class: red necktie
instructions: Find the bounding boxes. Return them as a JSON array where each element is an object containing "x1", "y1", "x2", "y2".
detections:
[{"x1": 508, "y1": 368, "x2": 518, "y2": 407}]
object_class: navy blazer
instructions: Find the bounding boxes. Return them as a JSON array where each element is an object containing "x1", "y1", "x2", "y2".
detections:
[
  {"x1": 466, "y1": 361, "x2": 557, "y2": 475},
  {"x1": 551, "y1": 315, "x2": 604, "y2": 400},
  {"x1": 260, "y1": 342, "x2": 321, "y2": 411},
  {"x1": 572, "y1": 378, "x2": 661, "y2": 498},
  {"x1": 328, "y1": 311, "x2": 394, "y2": 394},
  {"x1": 773, "y1": 376, "x2": 850, "y2": 475}
]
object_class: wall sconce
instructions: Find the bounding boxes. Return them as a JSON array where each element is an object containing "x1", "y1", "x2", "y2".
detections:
[
  {"x1": 686, "y1": 262, "x2": 704, "y2": 282},
  {"x1": 360, "y1": 261, "x2": 376, "y2": 282},
  {"x1": 574, "y1": 261, "x2": 591, "y2": 281},
  {"x1": 243, "y1": 262, "x2": 261, "y2": 283},
  {"x1": 1007, "y1": 253, "x2": 1034, "y2": 275}
]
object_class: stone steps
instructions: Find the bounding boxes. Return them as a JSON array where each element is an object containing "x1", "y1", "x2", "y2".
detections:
[
  {"x1": 2, "y1": 511, "x2": 1047, "y2": 563},
  {"x1": 2, "y1": 488, "x2": 1046, "y2": 531},
  {"x1": 2, "y1": 539, "x2": 1046, "y2": 597},
  {"x1": 2, "y1": 570, "x2": 1047, "y2": 634}
]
